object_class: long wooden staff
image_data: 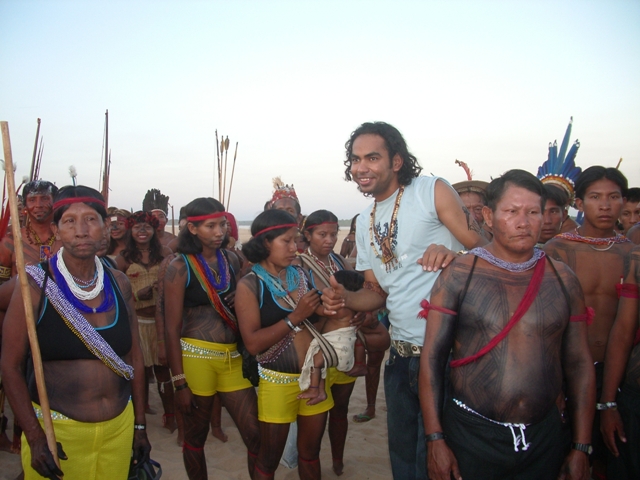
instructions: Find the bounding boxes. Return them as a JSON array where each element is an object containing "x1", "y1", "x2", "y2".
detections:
[
  {"x1": 0, "y1": 121, "x2": 59, "y2": 467},
  {"x1": 29, "y1": 118, "x2": 41, "y2": 181},
  {"x1": 226, "y1": 142, "x2": 238, "y2": 210}
]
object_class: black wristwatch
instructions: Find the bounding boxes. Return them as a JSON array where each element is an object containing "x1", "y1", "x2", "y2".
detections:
[{"x1": 571, "y1": 443, "x2": 593, "y2": 455}]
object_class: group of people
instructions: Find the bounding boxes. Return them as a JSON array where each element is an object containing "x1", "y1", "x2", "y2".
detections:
[{"x1": 0, "y1": 120, "x2": 638, "y2": 480}]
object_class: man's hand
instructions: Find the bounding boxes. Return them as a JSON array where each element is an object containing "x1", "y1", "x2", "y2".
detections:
[
  {"x1": 417, "y1": 244, "x2": 457, "y2": 272},
  {"x1": 601, "y1": 409, "x2": 626, "y2": 456},
  {"x1": 29, "y1": 436, "x2": 65, "y2": 480},
  {"x1": 557, "y1": 450, "x2": 590, "y2": 480},
  {"x1": 321, "y1": 276, "x2": 347, "y2": 315},
  {"x1": 175, "y1": 386, "x2": 197, "y2": 415},
  {"x1": 132, "y1": 430, "x2": 151, "y2": 466},
  {"x1": 427, "y1": 440, "x2": 462, "y2": 480}
]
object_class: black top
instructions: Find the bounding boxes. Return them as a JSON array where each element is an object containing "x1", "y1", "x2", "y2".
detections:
[
  {"x1": 182, "y1": 251, "x2": 236, "y2": 309},
  {"x1": 37, "y1": 267, "x2": 132, "y2": 362}
]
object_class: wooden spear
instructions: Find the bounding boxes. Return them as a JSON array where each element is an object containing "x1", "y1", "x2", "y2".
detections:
[
  {"x1": 0, "y1": 121, "x2": 59, "y2": 467},
  {"x1": 222, "y1": 136, "x2": 230, "y2": 207},
  {"x1": 29, "y1": 118, "x2": 41, "y2": 181},
  {"x1": 226, "y1": 142, "x2": 238, "y2": 210},
  {"x1": 215, "y1": 130, "x2": 221, "y2": 199}
]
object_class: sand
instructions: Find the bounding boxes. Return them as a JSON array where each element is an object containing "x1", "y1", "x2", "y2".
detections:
[
  {"x1": 0, "y1": 361, "x2": 390, "y2": 479},
  {"x1": 0, "y1": 230, "x2": 392, "y2": 479}
]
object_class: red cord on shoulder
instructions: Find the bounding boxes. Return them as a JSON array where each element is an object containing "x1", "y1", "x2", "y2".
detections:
[
  {"x1": 616, "y1": 283, "x2": 640, "y2": 299},
  {"x1": 418, "y1": 299, "x2": 457, "y2": 320}
]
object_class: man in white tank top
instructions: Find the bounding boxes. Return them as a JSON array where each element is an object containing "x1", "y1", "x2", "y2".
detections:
[{"x1": 323, "y1": 122, "x2": 486, "y2": 479}]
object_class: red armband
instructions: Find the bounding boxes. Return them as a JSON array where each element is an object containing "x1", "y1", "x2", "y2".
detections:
[
  {"x1": 616, "y1": 283, "x2": 640, "y2": 299},
  {"x1": 569, "y1": 307, "x2": 595, "y2": 326},
  {"x1": 418, "y1": 299, "x2": 457, "y2": 320}
]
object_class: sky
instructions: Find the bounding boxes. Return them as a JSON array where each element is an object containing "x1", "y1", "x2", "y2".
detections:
[{"x1": 1, "y1": 0, "x2": 639, "y2": 221}]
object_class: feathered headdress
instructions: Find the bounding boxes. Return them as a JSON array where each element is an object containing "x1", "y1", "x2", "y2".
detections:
[
  {"x1": 271, "y1": 176, "x2": 299, "y2": 205},
  {"x1": 536, "y1": 117, "x2": 581, "y2": 203},
  {"x1": 126, "y1": 210, "x2": 160, "y2": 229}
]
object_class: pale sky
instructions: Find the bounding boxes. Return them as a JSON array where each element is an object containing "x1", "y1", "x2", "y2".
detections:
[{"x1": 1, "y1": 0, "x2": 638, "y2": 221}]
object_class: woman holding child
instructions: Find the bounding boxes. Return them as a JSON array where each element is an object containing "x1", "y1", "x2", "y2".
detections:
[
  {"x1": 296, "y1": 209, "x2": 390, "y2": 476},
  {"x1": 235, "y1": 209, "x2": 332, "y2": 480}
]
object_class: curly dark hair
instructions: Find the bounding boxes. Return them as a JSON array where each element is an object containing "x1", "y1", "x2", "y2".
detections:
[
  {"x1": 121, "y1": 211, "x2": 164, "y2": 267},
  {"x1": 343, "y1": 122, "x2": 422, "y2": 189},
  {"x1": 177, "y1": 197, "x2": 226, "y2": 255}
]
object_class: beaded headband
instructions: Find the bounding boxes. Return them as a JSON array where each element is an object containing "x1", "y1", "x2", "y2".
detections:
[
  {"x1": 187, "y1": 212, "x2": 228, "y2": 222},
  {"x1": 253, "y1": 223, "x2": 298, "y2": 238},
  {"x1": 53, "y1": 196, "x2": 106, "y2": 211},
  {"x1": 305, "y1": 221, "x2": 338, "y2": 231},
  {"x1": 125, "y1": 211, "x2": 160, "y2": 229},
  {"x1": 150, "y1": 208, "x2": 167, "y2": 216}
]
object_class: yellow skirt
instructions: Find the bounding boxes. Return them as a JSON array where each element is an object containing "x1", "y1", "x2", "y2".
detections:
[{"x1": 22, "y1": 401, "x2": 134, "y2": 480}]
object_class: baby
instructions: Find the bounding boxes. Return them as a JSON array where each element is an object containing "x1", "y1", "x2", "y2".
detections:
[{"x1": 298, "y1": 270, "x2": 367, "y2": 404}]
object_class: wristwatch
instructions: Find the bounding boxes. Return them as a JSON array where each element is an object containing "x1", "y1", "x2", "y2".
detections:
[{"x1": 571, "y1": 443, "x2": 593, "y2": 455}]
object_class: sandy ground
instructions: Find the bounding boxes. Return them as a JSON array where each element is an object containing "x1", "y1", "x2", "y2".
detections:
[
  {"x1": 0, "y1": 361, "x2": 390, "y2": 479},
  {"x1": 0, "y1": 229, "x2": 391, "y2": 479}
]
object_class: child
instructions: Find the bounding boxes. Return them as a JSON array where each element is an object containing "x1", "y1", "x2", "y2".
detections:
[{"x1": 298, "y1": 270, "x2": 367, "y2": 404}]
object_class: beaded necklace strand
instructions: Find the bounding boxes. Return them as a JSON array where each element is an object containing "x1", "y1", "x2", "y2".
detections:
[
  {"x1": 252, "y1": 264, "x2": 300, "y2": 298},
  {"x1": 469, "y1": 247, "x2": 545, "y2": 273},
  {"x1": 369, "y1": 186, "x2": 405, "y2": 272},
  {"x1": 305, "y1": 248, "x2": 339, "y2": 277},
  {"x1": 556, "y1": 228, "x2": 630, "y2": 251}
]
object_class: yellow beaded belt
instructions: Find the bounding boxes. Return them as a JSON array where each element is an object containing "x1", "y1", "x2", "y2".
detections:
[
  {"x1": 258, "y1": 365, "x2": 299, "y2": 385},
  {"x1": 180, "y1": 339, "x2": 240, "y2": 360}
]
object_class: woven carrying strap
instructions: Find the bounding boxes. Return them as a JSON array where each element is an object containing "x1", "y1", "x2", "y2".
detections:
[
  {"x1": 450, "y1": 257, "x2": 546, "y2": 369},
  {"x1": 25, "y1": 265, "x2": 134, "y2": 380}
]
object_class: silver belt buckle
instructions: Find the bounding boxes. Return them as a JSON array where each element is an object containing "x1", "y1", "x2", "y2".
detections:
[{"x1": 393, "y1": 340, "x2": 421, "y2": 357}]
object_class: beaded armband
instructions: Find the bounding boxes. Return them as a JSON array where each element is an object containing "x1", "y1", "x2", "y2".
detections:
[
  {"x1": 363, "y1": 281, "x2": 388, "y2": 300},
  {"x1": 0, "y1": 266, "x2": 11, "y2": 279}
]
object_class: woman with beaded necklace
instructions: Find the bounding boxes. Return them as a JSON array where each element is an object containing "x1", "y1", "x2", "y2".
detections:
[
  {"x1": 164, "y1": 198, "x2": 259, "y2": 480},
  {"x1": 1, "y1": 185, "x2": 150, "y2": 479},
  {"x1": 295, "y1": 209, "x2": 390, "y2": 476},
  {"x1": 236, "y1": 209, "x2": 333, "y2": 480},
  {"x1": 115, "y1": 211, "x2": 173, "y2": 422}
]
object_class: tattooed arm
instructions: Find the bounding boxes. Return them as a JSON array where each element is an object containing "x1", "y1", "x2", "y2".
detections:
[
  {"x1": 419, "y1": 260, "x2": 464, "y2": 480},
  {"x1": 600, "y1": 247, "x2": 639, "y2": 456},
  {"x1": 557, "y1": 263, "x2": 594, "y2": 480},
  {"x1": 434, "y1": 180, "x2": 486, "y2": 249},
  {"x1": 154, "y1": 253, "x2": 176, "y2": 365}
]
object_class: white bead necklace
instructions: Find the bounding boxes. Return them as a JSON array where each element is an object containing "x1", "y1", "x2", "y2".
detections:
[{"x1": 56, "y1": 247, "x2": 104, "y2": 300}]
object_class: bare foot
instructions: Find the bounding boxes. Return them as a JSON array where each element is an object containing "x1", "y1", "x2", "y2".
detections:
[
  {"x1": 298, "y1": 388, "x2": 327, "y2": 406},
  {"x1": 0, "y1": 431, "x2": 14, "y2": 453},
  {"x1": 332, "y1": 458, "x2": 344, "y2": 476},
  {"x1": 210, "y1": 426, "x2": 228, "y2": 443},
  {"x1": 162, "y1": 414, "x2": 177, "y2": 433},
  {"x1": 346, "y1": 363, "x2": 368, "y2": 377}
]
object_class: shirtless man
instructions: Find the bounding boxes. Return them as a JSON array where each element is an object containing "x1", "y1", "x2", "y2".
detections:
[
  {"x1": 544, "y1": 166, "x2": 635, "y2": 476},
  {"x1": 151, "y1": 209, "x2": 177, "y2": 249},
  {"x1": 538, "y1": 184, "x2": 570, "y2": 245},
  {"x1": 421, "y1": 169, "x2": 594, "y2": 480},
  {"x1": 599, "y1": 245, "x2": 640, "y2": 479},
  {"x1": 617, "y1": 187, "x2": 640, "y2": 235},
  {"x1": 0, "y1": 180, "x2": 60, "y2": 283}
]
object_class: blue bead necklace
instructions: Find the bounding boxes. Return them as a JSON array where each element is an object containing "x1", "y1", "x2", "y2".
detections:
[{"x1": 252, "y1": 264, "x2": 299, "y2": 298}]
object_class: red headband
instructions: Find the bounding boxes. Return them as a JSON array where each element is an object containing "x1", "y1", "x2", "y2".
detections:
[
  {"x1": 305, "y1": 221, "x2": 338, "y2": 231},
  {"x1": 187, "y1": 212, "x2": 227, "y2": 222},
  {"x1": 253, "y1": 223, "x2": 298, "y2": 237},
  {"x1": 53, "y1": 197, "x2": 106, "y2": 211}
]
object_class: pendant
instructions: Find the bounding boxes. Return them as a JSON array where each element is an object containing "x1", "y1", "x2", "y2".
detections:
[
  {"x1": 40, "y1": 245, "x2": 53, "y2": 262},
  {"x1": 380, "y1": 237, "x2": 395, "y2": 265}
]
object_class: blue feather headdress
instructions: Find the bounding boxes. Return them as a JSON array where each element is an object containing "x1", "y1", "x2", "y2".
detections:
[{"x1": 536, "y1": 117, "x2": 581, "y2": 204}]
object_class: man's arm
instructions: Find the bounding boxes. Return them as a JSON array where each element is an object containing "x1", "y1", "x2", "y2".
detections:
[
  {"x1": 558, "y1": 266, "x2": 594, "y2": 480},
  {"x1": 419, "y1": 265, "x2": 462, "y2": 480},
  {"x1": 321, "y1": 269, "x2": 386, "y2": 315},
  {"x1": 434, "y1": 179, "x2": 487, "y2": 250},
  {"x1": 600, "y1": 247, "x2": 639, "y2": 456}
]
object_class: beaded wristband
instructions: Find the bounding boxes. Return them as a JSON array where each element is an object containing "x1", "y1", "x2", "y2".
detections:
[
  {"x1": 134, "y1": 424, "x2": 146, "y2": 430},
  {"x1": 596, "y1": 402, "x2": 617, "y2": 411},
  {"x1": 171, "y1": 373, "x2": 186, "y2": 383},
  {"x1": 284, "y1": 317, "x2": 302, "y2": 333},
  {"x1": 175, "y1": 382, "x2": 189, "y2": 392},
  {"x1": 425, "y1": 432, "x2": 445, "y2": 442}
]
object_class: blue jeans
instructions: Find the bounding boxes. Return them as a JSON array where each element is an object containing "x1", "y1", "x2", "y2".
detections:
[{"x1": 384, "y1": 347, "x2": 427, "y2": 480}]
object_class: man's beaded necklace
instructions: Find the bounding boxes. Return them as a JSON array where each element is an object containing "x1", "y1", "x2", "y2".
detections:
[
  {"x1": 369, "y1": 186, "x2": 404, "y2": 272},
  {"x1": 556, "y1": 228, "x2": 630, "y2": 251},
  {"x1": 469, "y1": 247, "x2": 545, "y2": 272},
  {"x1": 25, "y1": 221, "x2": 56, "y2": 262}
]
